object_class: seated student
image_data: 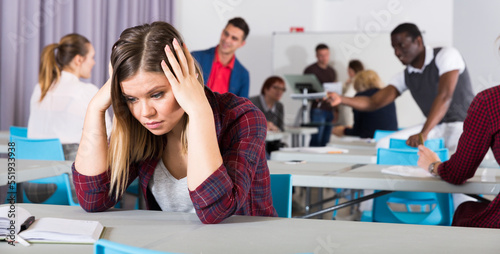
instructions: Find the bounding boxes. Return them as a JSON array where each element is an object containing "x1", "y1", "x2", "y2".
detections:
[
  {"x1": 332, "y1": 70, "x2": 398, "y2": 138},
  {"x1": 250, "y1": 76, "x2": 286, "y2": 154},
  {"x1": 417, "y1": 84, "x2": 500, "y2": 228},
  {"x1": 73, "y1": 21, "x2": 277, "y2": 224},
  {"x1": 250, "y1": 76, "x2": 285, "y2": 131},
  {"x1": 338, "y1": 59, "x2": 365, "y2": 127},
  {"x1": 27, "y1": 33, "x2": 112, "y2": 161}
]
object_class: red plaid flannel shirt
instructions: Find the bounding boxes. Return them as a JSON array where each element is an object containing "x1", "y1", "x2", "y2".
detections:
[
  {"x1": 73, "y1": 88, "x2": 277, "y2": 224},
  {"x1": 439, "y1": 85, "x2": 500, "y2": 228}
]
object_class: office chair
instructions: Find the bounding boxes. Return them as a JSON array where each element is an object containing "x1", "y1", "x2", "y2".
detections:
[
  {"x1": 9, "y1": 126, "x2": 28, "y2": 138},
  {"x1": 361, "y1": 147, "x2": 454, "y2": 225},
  {"x1": 389, "y1": 138, "x2": 445, "y2": 151},
  {"x1": 10, "y1": 136, "x2": 73, "y2": 205}
]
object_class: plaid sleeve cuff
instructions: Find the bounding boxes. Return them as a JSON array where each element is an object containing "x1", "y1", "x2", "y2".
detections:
[
  {"x1": 72, "y1": 162, "x2": 111, "y2": 193},
  {"x1": 189, "y1": 165, "x2": 233, "y2": 211}
]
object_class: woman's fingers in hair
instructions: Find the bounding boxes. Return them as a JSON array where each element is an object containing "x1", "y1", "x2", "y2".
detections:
[
  {"x1": 163, "y1": 43, "x2": 182, "y2": 84},
  {"x1": 161, "y1": 58, "x2": 178, "y2": 88},
  {"x1": 182, "y1": 43, "x2": 196, "y2": 76},
  {"x1": 172, "y1": 38, "x2": 189, "y2": 77}
]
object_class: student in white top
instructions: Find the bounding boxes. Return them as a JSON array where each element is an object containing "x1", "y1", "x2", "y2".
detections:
[{"x1": 27, "y1": 33, "x2": 112, "y2": 160}]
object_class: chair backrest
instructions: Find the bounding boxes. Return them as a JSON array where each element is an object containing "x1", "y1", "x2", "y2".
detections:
[
  {"x1": 270, "y1": 174, "x2": 292, "y2": 218},
  {"x1": 371, "y1": 191, "x2": 454, "y2": 226},
  {"x1": 373, "y1": 130, "x2": 397, "y2": 142},
  {"x1": 10, "y1": 136, "x2": 65, "y2": 161},
  {"x1": 389, "y1": 138, "x2": 444, "y2": 151},
  {"x1": 377, "y1": 148, "x2": 449, "y2": 165},
  {"x1": 9, "y1": 126, "x2": 28, "y2": 138},
  {"x1": 374, "y1": 147, "x2": 453, "y2": 225},
  {"x1": 95, "y1": 239, "x2": 174, "y2": 254},
  {"x1": 10, "y1": 136, "x2": 70, "y2": 205}
]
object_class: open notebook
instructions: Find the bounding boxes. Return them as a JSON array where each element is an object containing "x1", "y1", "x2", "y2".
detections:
[{"x1": 0, "y1": 206, "x2": 104, "y2": 244}]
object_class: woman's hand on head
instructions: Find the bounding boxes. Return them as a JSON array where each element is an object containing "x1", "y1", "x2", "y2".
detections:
[
  {"x1": 90, "y1": 75, "x2": 112, "y2": 113},
  {"x1": 161, "y1": 39, "x2": 209, "y2": 116}
]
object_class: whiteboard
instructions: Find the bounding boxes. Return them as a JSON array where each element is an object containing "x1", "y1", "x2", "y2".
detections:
[{"x1": 272, "y1": 32, "x2": 425, "y2": 128}]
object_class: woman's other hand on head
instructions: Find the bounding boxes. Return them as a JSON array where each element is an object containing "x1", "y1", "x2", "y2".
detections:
[
  {"x1": 161, "y1": 39, "x2": 208, "y2": 116},
  {"x1": 90, "y1": 78, "x2": 112, "y2": 113}
]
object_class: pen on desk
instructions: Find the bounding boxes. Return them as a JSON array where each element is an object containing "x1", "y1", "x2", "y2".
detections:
[
  {"x1": 20, "y1": 216, "x2": 35, "y2": 232},
  {"x1": 418, "y1": 134, "x2": 424, "y2": 146}
]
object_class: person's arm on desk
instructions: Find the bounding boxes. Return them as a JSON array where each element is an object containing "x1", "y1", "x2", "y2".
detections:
[
  {"x1": 327, "y1": 85, "x2": 399, "y2": 112},
  {"x1": 406, "y1": 70, "x2": 459, "y2": 147}
]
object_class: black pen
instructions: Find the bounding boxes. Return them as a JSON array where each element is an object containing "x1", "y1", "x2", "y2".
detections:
[{"x1": 20, "y1": 216, "x2": 35, "y2": 232}]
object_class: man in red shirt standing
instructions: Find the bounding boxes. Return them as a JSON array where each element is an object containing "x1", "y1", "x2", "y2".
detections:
[{"x1": 192, "y1": 17, "x2": 250, "y2": 98}]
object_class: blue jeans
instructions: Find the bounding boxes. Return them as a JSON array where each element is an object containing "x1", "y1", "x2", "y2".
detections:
[{"x1": 309, "y1": 108, "x2": 334, "y2": 147}]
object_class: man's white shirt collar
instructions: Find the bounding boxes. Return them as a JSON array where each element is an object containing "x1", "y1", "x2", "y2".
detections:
[{"x1": 407, "y1": 46, "x2": 433, "y2": 74}]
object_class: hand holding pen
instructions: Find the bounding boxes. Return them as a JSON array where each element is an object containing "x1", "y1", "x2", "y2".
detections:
[{"x1": 406, "y1": 133, "x2": 426, "y2": 147}]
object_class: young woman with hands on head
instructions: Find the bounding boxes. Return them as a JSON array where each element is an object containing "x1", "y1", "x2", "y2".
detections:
[{"x1": 73, "y1": 22, "x2": 277, "y2": 224}]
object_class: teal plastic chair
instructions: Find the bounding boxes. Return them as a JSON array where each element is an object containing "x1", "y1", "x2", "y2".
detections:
[
  {"x1": 377, "y1": 148, "x2": 449, "y2": 165},
  {"x1": 373, "y1": 130, "x2": 397, "y2": 142},
  {"x1": 362, "y1": 148, "x2": 454, "y2": 225},
  {"x1": 114, "y1": 178, "x2": 140, "y2": 210},
  {"x1": 389, "y1": 138, "x2": 444, "y2": 151},
  {"x1": 270, "y1": 174, "x2": 292, "y2": 218},
  {"x1": 62, "y1": 173, "x2": 79, "y2": 206},
  {"x1": 95, "y1": 239, "x2": 176, "y2": 254},
  {"x1": 10, "y1": 136, "x2": 73, "y2": 205},
  {"x1": 9, "y1": 126, "x2": 28, "y2": 138}
]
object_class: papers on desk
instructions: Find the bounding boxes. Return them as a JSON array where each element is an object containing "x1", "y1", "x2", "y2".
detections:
[
  {"x1": 280, "y1": 146, "x2": 348, "y2": 154},
  {"x1": 381, "y1": 165, "x2": 434, "y2": 178},
  {"x1": 290, "y1": 91, "x2": 327, "y2": 100},
  {"x1": 0, "y1": 206, "x2": 104, "y2": 244},
  {"x1": 323, "y1": 82, "x2": 343, "y2": 94}
]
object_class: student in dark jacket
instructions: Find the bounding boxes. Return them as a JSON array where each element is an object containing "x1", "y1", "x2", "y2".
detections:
[{"x1": 332, "y1": 70, "x2": 398, "y2": 138}]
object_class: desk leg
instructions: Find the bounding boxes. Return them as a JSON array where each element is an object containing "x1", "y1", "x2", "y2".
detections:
[{"x1": 304, "y1": 187, "x2": 311, "y2": 214}]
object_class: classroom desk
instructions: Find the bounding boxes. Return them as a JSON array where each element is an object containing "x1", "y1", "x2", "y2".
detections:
[
  {"x1": 268, "y1": 161, "x2": 500, "y2": 195},
  {"x1": 266, "y1": 130, "x2": 287, "y2": 141},
  {"x1": 268, "y1": 160, "x2": 500, "y2": 218},
  {"x1": 270, "y1": 148, "x2": 377, "y2": 164},
  {"x1": 0, "y1": 159, "x2": 73, "y2": 184},
  {"x1": 2, "y1": 204, "x2": 500, "y2": 254},
  {"x1": 327, "y1": 136, "x2": 377, "y2": 150}
]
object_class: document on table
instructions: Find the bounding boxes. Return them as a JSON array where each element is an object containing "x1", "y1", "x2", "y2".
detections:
[
  {"x1": 280, "y1": 146, "x2": 349, "y2": 154},
  {"x1": 323, "y1": 82, "x2": 343, "y2": 94},
  {"x1": 381, "y1": 165, "x2": 434, "y2": 178}
]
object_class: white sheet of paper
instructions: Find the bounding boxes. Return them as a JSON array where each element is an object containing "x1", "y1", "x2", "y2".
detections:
[
  {"x1": 381, "y1": 165, "x2": 434, "y2": 178},
  {"x1": 323, "y1": 82, "x2": 342, "y2": 94}
]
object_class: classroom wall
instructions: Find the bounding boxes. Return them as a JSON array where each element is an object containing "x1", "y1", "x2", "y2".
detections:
[
  {"x1": 453, "y1": 0, "x2": 500, "y2": 94},
  {"x1": 174, "y1": 0, "x2": 455, "y2": 128}
]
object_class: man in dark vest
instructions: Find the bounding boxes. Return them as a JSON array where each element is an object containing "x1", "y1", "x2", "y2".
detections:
[{"x1": 327, "y1": 23, "x2": 474, "y2": 153}]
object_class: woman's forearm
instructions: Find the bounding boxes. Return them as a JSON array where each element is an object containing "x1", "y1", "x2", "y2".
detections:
[
  {"x1": 186, "y1": 107, "x2": 223, "y2": 190},
  {"x1": 75, "y1": 80, "x2": 112, "y2": 176}
]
